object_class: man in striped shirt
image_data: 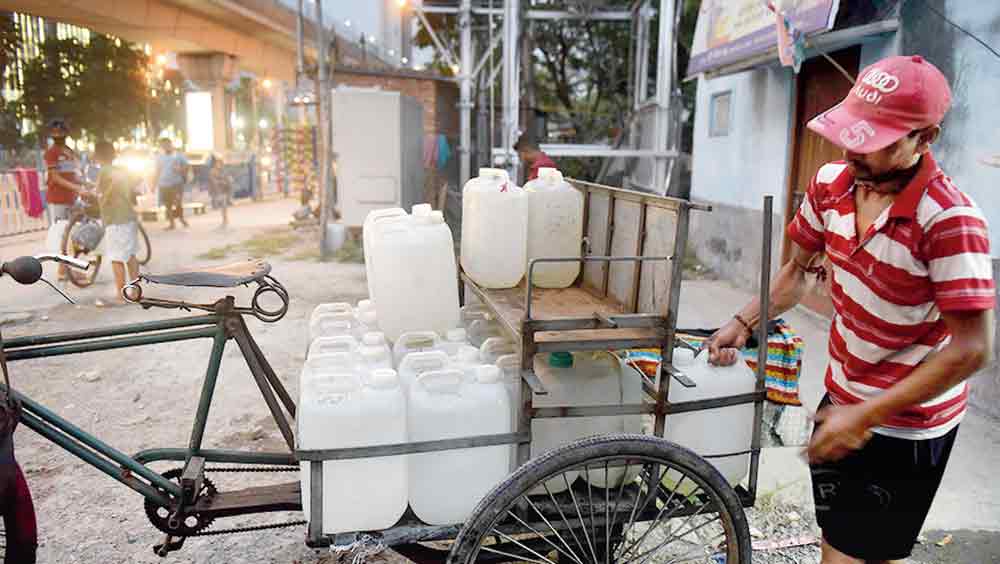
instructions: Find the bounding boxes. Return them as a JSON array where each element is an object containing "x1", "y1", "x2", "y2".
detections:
[{"x1": 707, "y1": 55, "x2": 994, "y2": 563}]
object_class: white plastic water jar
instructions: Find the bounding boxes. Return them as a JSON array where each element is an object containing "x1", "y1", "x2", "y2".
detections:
[
  {"x1": 363, "y1": 208, "x2": 407, "y2": 295},
  {"x1": 392, "y1": 331, "x2": 442, "y2": 368},
  {"x1": 298, "y1": 368, "x2": 408, "y2": 534},
  {"x1": 307, "y1": 335, "x2": 359, "y2": 360},
  {"x1": 531, "y1": 351, "x2": 643, "y2": 491},
  {"x1": 662, "y1": 349, "x2": 756, "y2": 487},
  {"x1": 371, "y1": 211, "x2": 461, "y2": 341},
  {"x1": 480, "y1": 337, "x2": 515, "y2": 365},
  {"x1": 461, "y1": 168, "x2": 528, "y2": 288},
  {"x1": 524, "y1": 168, "x2": 584, "y2": 288},
  {"x1": 408, "y1": 366, "x2": 511, "y2": 525},
  {"x1": 440, "y1": 328, "x2": 470, "y2": 357},
  {"x1": 397, "y1": 350, "x2": 451, "y2": 392}
]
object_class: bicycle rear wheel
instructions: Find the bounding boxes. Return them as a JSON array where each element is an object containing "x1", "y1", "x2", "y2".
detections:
[
  {"x1": 60, "y1": 214, "x2": 102, "y2": 288},
  {"x1": 136, "y1": 222, "x2": 152, "y2": 266},
  {"x1": 448, "y1": 434, "x2": 751, "y2": 564}
]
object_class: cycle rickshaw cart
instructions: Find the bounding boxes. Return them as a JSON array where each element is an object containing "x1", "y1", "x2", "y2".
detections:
[
  {"x1": 299, "y1": 180, "x2": 777, "y2": 564},
  {"x1": 1, "y1": 179, "x2": 777, "y2": 564}
]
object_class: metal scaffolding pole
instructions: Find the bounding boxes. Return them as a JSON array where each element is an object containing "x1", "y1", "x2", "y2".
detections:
[
  {"x1": 652, "y1": 0, "x2": 676, "y2": 195},
  {"x1": 501, "y1": 0, "x2": 520, "y2": 178},
  {"x1": 316, "y1": 0, "x2": 334, "y2": 258},
  {"x1": 459, "y1": 0, "x2": 473, "y2": 186}
]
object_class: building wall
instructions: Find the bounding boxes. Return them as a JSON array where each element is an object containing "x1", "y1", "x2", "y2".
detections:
[
  {"x1": 897, "y1": 2, "x2": 1000, "y2": 253},
  {"x1": 689, "y1": 66, "x2": 794, "y2": 289}
]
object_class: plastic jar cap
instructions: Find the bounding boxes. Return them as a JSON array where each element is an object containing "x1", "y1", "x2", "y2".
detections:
[
  {"x1": 367, "y1": 369, "x2": 399, "y2": 389},
  {"x1": 357, "y1": 299, "x2": 373, "y2": 311},
  {"x1": 478, "y1": 167, "x2": 506, "y2": 177},
  {"x1": 412, "y1": 203, "x2": 432, "y2": 216},
  {"x1": 673, "y1": 348, "x2": 696, "y2": 366},
  {"x1": 362, "y1": 332, "x2": 385, "y2": 346},
  {"x1": 430, "y1": 210, "x2": 444, "y2": 223},
  {"x1": 475, "y1": 365, "x2": 502, "y2": 384},
  {"x1": 538, "y1": 167, "x2": 562, "y2": 180},
  {"x1": 549, "y1": 352, "x2": 574, "y2": 367},
  {"x1": 457, "y1": 346, "x2": 480, "y2": 363},
  {"x1": 446, "y1": 328, "x2": 467, "y2": 342}
]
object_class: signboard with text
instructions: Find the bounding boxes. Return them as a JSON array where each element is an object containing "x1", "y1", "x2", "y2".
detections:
[{"x1": 686, "y1": 0, "x2": 840, "y2": 77}]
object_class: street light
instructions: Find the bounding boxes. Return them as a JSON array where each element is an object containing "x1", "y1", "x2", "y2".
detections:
[
  {"x1": 259, "y1": 118, "x2": 270, "y2": 129},
  {"x1": 262, "y1": 78, "x2": 273, "y2": 89},
  {"x1": 345, "y1": 19, "x2": 352, "y2": 28},
  {"x1": 155, "y1": 54, "x2": 167, "y2": 66}
]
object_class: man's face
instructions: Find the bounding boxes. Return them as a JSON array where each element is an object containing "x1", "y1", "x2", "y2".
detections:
[
  {"x1": 50, "y1": 128, "x2": 68, "y2": 144},
  {"x1": 517, "y1": 149, "x2": 531, "y2": 165},
  {"x1": 160, "y1": 141, "x2": 173, "y2": 153},
  {"x1": 844, "y1": 127, "x2": 934, "y2": 184}
]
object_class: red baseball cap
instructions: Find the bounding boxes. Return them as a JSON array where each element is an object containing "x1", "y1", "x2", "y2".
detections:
[{"x1": 807, "y1": 55, "x2": 952, "y2": 154}]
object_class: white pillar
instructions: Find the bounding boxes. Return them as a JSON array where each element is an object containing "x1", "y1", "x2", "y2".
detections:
[
  {"x1": 652, "y1": 0, "x2": 675, "y2": 196},
  {"x1": 501, "y1": 0, "x2": 520, "y2": 178}
]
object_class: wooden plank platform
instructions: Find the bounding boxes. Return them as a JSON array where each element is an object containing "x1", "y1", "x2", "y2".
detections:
[{"x1": 464, "y1": 275, "x2": 665, "y2": 351}]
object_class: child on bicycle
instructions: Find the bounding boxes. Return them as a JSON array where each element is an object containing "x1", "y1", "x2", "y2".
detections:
[{"x1": 93, "y1": 141, "x2": 141, "y2": 307}]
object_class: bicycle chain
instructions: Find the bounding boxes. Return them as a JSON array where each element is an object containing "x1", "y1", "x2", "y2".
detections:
[{"x1": 151, "y1": 465, "x2": 306, "y2": 538}]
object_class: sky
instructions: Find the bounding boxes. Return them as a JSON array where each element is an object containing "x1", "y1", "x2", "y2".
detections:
[{"x1": 276, "y1": 0, "x2": 433, "y2": 68}]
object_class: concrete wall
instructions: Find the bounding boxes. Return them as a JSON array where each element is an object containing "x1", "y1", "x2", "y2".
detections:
[
  {"x1": 898, "y1": 1, "x2": 1000, "y2": 253},
  {"x1": 689, "y1": 66, "x2": 793, "y2": 290}
]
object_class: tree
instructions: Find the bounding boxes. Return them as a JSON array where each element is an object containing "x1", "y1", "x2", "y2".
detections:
[
  {"x1": 21, "y1": 34, "x2": 154, "y2": 141},
  {"x1": 412, "y1": 0, "x2": 701, "y2": 181},
  {"x1": 0, "y1": 13, "x2": 21, "y2": 146}
]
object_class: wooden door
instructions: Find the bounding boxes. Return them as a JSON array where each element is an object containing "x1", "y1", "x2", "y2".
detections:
[{"x1": 784, "y1": 46, "x2": 861, "y2": 317}]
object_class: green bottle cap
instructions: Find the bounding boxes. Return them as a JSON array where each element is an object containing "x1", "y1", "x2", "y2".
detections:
[{"x1": 549, "y1": 352, "x2": 574, "y2": 367}]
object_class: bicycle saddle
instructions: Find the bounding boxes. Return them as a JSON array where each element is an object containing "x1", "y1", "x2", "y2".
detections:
[{"x1": 139, "y1": 259, "x2": 271, "y2": 288}]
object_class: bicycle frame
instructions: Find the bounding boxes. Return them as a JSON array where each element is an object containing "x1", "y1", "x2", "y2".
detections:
[{"x1": 0, "y1": 297, "x2": 297, "y2": 509}]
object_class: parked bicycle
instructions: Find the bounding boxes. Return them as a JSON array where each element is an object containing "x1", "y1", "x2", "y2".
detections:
[{"x1": 60, "y1": 194, "x2": 151, "y2": 288}]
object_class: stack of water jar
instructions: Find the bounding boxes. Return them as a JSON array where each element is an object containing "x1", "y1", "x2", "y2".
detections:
[{"x1": 299, "y1": 200, "x2": 520, "y2": 532}]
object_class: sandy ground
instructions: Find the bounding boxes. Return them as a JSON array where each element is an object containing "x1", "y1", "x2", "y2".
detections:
[{"x1": 2, "y1": 197, "x2": 998, "y2": 563}]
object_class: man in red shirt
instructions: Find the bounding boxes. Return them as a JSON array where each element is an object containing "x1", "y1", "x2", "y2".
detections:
[
  {"x1": 707, "y1": 56, "x2": 994, "y2": 563},
  {"x1": 514, "y1": 134, "x2": 557, "y2": 182},
  {"x1": 44, "y1": 119, "x2": 89, "y2": 279}
]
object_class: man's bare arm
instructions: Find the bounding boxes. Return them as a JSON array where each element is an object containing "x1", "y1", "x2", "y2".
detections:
[
  {"x1": 861, "y1": 308, "x2": 993, "y2": 427},
  {"x1": 707, "y1": 242, "x2": 821, "y2": 364}
]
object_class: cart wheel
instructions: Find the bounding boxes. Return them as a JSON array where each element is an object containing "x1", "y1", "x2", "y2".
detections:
[
  {"x1": 61, "y1": 214, "x2": 102, "y2": 288},
  {"x1": 448, "y1": 434, "x2": 751, "y2": 564},
  {"x1": 136, "y1": 222, "x2": 152, "y2": 266}
]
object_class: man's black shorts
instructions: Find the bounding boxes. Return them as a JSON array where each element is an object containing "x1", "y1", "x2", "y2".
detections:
[{"x1": 809, "y1": 395, "x2": 959, "y2": 561}]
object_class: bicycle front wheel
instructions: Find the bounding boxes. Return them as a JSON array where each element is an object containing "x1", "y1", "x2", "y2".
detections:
[
  {"x1": 136, "y1": 222, "x2": 152, "y2": 266},
  {"x1": 60, "y1": 214, "x2": 101, "y2": 288},
  {"x1": 448, "y1": 434, "x2": 751, "y2": 564}
]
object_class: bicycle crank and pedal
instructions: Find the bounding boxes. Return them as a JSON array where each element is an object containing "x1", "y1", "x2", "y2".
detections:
[{"x1": 144, "y1": 464, "x2": 305, "y2": 557}]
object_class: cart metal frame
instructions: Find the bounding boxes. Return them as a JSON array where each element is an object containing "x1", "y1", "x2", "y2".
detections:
[{"x1": 298, "y1": 179, "x2": 776, "y2": 550}]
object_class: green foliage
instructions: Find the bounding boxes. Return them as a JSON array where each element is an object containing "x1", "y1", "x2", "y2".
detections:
[
  {"x1": 412, "y1": 0, "x2": 702, "y2": 179},
  {"x1": 0, "y1": 15, "x2": 21, "y2": 147},
  {"x1": 20, "y1": 34, "x2": 174, "y2": 141}
]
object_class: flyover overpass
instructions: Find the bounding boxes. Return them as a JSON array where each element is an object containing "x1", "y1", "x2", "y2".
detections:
[{"x1": 0, "y1": 0, "x2": 379, "y2": 149}]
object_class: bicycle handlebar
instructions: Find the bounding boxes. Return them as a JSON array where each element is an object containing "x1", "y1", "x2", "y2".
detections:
[{"x1": 1, "y1": 255, "x2": 89, "y2": 285}]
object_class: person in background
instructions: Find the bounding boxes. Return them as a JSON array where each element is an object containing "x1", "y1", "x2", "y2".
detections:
[
  {"x1": 93, "y1": 141, "x2": 141, "y2": 307},
  {"x1": 514, "y1": 133, "x2": 556, "y2": 182},
  {"x1": 44, "y1": 119, "x2": 89, "y2": 280},
  {"x1": 153, "y1": 137, "x2": 189, "y2": 230},
  {"x1": 207, "y1": 154, "x2": 233, "y2": 230}
]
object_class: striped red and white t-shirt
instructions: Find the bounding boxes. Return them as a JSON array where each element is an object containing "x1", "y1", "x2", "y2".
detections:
[{"x1": 787, "y1": 152, "x2": 995, "y2": 440}]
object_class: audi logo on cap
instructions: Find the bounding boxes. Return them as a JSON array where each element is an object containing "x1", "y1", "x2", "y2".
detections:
[{"x1": 861, "y1": 68, "x2": 900, "y2": 93}]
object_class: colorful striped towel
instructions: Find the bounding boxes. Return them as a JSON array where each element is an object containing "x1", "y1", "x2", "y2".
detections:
[{"x1": 621, "y1": 319, "x2": 804, "y2": 406}]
